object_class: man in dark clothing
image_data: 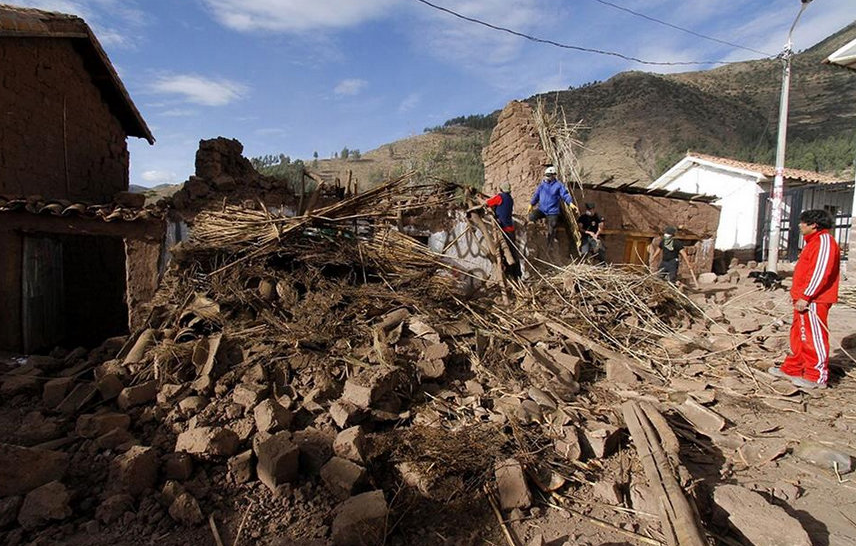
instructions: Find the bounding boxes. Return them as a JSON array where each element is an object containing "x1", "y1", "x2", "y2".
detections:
[
  {"x1": 528, "y1": 166, "x2": 573, "y2": 247},
  {"x1": 486, "y1": 182, "x2": 521, "y2": 278},
  {"x1": 650, "y1": 226, "x2": 690, "y2": 283},
  {"x1": 578, "y1": 202, "x2": 605, "y2": 263}
]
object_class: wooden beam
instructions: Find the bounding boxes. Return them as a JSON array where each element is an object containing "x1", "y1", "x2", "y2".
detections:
[{"x1": 622, "y1": 401, "x2": 707, "y2": 546}]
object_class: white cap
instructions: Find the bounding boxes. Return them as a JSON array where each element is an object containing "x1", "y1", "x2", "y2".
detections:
[{"x1": 544, "y1": 166, "x2": 557, "y2": 175}]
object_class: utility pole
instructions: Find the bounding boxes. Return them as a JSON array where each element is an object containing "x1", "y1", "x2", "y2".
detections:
[{"x1": 767, "y1": 0, "x2": 812, "y2": 273}]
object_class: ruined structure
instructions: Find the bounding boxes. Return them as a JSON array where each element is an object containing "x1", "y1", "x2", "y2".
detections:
[
  {"x1": 483, "y1": 101, "x2": 720, "y2": 275},
  {"x1": 0, "y1": 6, "x2": 159, "y2": 352}
]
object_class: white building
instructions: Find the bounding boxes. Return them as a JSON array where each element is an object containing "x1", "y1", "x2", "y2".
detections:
[{"x1": 649, "y1": 153, "x2": 851, "y2": 262}]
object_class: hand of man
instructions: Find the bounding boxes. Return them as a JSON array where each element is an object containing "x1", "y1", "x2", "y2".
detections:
[
  {"x1": 527, "y1": 205, "x2": 534, "y2": 214},
  {"x1": 794, "y1": 298, "x2": 809, "y2": 312}
]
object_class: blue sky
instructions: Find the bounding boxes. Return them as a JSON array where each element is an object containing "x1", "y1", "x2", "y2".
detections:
[{"x1": 14, "y1": 0, "x2": 856, "y2": 188}]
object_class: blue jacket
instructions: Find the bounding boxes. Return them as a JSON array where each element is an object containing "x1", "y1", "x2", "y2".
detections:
[{"x1": 530, "y1": 179, "x2": 573, "y2": 215}]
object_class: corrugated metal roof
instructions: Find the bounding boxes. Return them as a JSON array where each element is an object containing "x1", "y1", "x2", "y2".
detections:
[
  {"x1": 0, "y1": 195, "x2": 165, "y2": 222},
  {"x1": 0, "y1": 4, "x2": 154, "y2": 144}
]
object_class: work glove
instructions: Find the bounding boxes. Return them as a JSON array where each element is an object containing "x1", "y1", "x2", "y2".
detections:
[{"x1": 527, "y1": 204, "x2": 534, "y2": 215}]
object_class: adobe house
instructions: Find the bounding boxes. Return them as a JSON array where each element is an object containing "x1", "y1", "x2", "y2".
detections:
[
  {"x1": 482, "y1": 101, "x2": 720, "y2": 278},
  {"x1": 0, "y1": 6, "x2": 161, "y2": 353},
  {"x1": 650, "y1": 153, "x2": 851, "y2": 264}
]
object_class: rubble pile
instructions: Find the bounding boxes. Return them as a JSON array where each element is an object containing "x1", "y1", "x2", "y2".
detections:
[{"x1": 2, "y1": 183, "x2": 852, "y2": 544}]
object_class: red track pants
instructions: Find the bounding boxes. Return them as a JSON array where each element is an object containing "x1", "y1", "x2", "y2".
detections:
[{"x1": 781, "y1": 302, "x2": 831, "y2": 385}]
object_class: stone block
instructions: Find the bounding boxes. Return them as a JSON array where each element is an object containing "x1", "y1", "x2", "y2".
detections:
[
  {"x1": 117, "y1": 380, "x2": 158, "y2": 410},
  {"x1": 232, "y1": 383, "x2": 269, "y2": 409},
  {"x1": 96, "y1": 373, "x2": 125, "y2": 400},
  {"x1": 169, "y1": 493, "x2": 204, "y2": 526},
  {"x1": 583, "y1": 425, "x2": 622, "y2": 458},
  {"x1": 175, "y1": 426, "x2": 240, "y2": 458},
  {"x1": 228, "y1": 450, "x2": 255, "y2": 484},
  {"x1": 42, "y1": 377, "x2": 74, "y2": 408},
  {"x1": 0, "y1": 444, "x2": 68, "y2": 496},
  {"x1": 321, "y1": 457, "x2": 367, "y2": 500},
  {"x1": 333, "y1": 426, "x2": 367, "y2": 464},
  {"x1": 713, "y1": 485, "x2": 810, "y2": 546},
  {"x1": 495, "y1": 458, "x2": 532, "y2": 510},
  {"x1": 331, "y1": 490, "x2": 388, "y2": 546},
  {"x1": 162, "y1": 452, "x2": 195, "y2": 481},
  {"x1": 254, "y1": 398, "x2": 293, "y2": 433},
  {"x1": 255, "y1": 432, "x2": 299, "y2": 493},
  {"x1": 111, "y1": 446, "x2": 158, "y2": 496},
  {"x1": 76, "y1": 412, "x2": 131, "y2": 438},
  {"x1": 17, "y1": 481, "x2": 72, "y2": 530}
]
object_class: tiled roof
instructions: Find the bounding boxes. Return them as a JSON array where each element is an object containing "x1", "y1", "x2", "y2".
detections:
[
  {"x1": 0, "y1": 196, "x2": 165, "y2": 222},
  {"x1": 0, "y1": 4, "x2": 154, "y2": 144},
  {"x1": 688, "y1": 152, "x2": 844, "y2": 185}
]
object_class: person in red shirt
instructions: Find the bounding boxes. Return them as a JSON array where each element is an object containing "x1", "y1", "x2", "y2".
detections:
[
  {"x1": 769, "y1": 209, "x2": 840, "y2": 389},
  {"x1": 485, "y1": 182, "x2": 521, "y2": 278}
]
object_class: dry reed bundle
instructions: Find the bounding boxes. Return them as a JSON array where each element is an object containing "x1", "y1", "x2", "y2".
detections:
[{"x1": 532, "y1": 97, "x2": 586, "y2": 194}]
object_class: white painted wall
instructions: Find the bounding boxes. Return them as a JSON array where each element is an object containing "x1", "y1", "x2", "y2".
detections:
[{"x1": 658, "y1": 165, "x2": 763, "y2": 251}]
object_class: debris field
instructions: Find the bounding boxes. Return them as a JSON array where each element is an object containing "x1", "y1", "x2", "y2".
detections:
[{"x1": 1, "y1": 173, "x2": 856, "y2": 546}]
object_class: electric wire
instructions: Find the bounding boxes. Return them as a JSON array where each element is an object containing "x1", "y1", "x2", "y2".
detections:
[
  {"x1": 413, "y1": 0, "x2": 730, "y2": 66},
  {"x1": 591, "y1": 0, "x2": 773, "y2": 58}
]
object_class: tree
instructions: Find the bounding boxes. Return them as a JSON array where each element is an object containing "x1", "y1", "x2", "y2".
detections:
[
  {"x1": 352, "y1": 149, "x2": 361, "y2": 160},
  {"x1": 341, "y1": 147, "x2": 350, "y2": 160}
]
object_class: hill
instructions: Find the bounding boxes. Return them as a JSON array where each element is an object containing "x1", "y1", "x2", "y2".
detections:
[{"x1": 331, "y1": 20, "x2": 856, "y2": 189}]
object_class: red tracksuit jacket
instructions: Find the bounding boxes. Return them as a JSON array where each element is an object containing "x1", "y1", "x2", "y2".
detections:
[{"x1": 791, "y1": 229, "x2": 840, "y2": 304}]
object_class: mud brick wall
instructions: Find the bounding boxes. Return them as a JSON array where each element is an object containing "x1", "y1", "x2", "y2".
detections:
[
  {"x1": 125, "y1": 239, "x2": 162, "y2": 333},
  {"x1": 482, "y1": 101, "x2": 549, "y2": 216},
  {"x1": 0, "y1": 39, "x2": 129, "y2": 202}
]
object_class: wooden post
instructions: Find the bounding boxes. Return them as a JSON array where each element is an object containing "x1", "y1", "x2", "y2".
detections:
[{"x1": 467, "y1": 198, "x2": 509, "y2": 304}]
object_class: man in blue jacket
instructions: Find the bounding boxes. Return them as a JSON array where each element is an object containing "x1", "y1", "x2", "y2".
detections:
[
  {"x1": 528, "y1": 166, "x2": 573, "y2": 247},
  {"x1": 486, "y1": 181, "x2": 521, "y2": 278}
]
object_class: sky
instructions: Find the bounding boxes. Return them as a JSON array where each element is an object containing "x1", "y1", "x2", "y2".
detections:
[{"x1": 12, "y1": 0, "x2": 856, "y2": 188}]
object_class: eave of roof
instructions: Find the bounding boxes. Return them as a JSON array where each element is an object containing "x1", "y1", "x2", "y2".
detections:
[
  {"x1": 824, "y1": 36, "x2": 856, "y2": 72},
  {"x1": 0, "y1": 195, "x2": 166, "y2": 222},
  {"x1": 0, "y1": 4, "x2": 154, "y2": 144}
]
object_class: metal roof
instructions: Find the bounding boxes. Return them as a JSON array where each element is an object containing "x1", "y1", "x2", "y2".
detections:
[{"x1": 0, "y1": 4, "x2": 154, "y2": 144}]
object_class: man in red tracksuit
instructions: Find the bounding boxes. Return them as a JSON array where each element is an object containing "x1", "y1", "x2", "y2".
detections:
[{"x1": 769, "y1": 209, "x2": 840, "y2": 389}]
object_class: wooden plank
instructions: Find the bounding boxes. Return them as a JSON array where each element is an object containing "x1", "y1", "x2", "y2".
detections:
[{"x1": 622, "y1": 401, "x2": 707, "y2": 546}]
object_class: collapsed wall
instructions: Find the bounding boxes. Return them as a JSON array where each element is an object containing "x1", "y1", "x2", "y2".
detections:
[{"x1": 482, "y1": 100, "x2": 720, "y2": 275}]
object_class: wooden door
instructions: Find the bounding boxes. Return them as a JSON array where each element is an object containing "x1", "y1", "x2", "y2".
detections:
[
  {"x1": 623, "y1": 236, "x2": 651, "y2": 265},
  {"x1": 22, "y1": 236, "x2": 64, "y2": 353}
]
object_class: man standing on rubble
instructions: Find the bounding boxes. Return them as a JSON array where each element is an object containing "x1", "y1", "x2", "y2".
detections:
[
  {"x1": 769, "y1": 209, "x2": 840, "y2": 390},
  {"x1": 578, "y1": 202, "x2": 606, "y2": 263},
  {"x1": 650, "y1": 226, "x2": 690, "y2": 283},
  {"x1": 528, "y1": 166, "x2": 573, "y2": 247},
  {"x1": 486, "y1": 182, "x2": 521, "y2": 278}
]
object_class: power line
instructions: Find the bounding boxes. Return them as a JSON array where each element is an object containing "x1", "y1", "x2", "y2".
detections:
[
  {"x1": 591, "y1": 0, "x2": 773, "y2": 57},
  {"x1": 413, "y1": 0, "x2": 729, "y2": 66}
]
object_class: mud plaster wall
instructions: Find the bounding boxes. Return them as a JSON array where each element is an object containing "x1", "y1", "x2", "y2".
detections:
[
  {"x1": 0, "y1": 38, "x2": 129, "y2": 201},
  {"x1": 126, "y1": 239, "x2": 162, "y2": 332}
]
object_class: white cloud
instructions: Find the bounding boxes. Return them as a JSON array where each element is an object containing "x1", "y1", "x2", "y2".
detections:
[
  {"x1": 398, "y1": 93, "x2": 421, "y2": 113},
  {"x1": 159, "y1": 109, "x2": 198, "y2": 117},
  {"x1": 149, "y1": 74, "x2": 249, "y2": 106},
  {"x1": 414, "y1": 0, "x2": 542, "y2": 68},
  {"x1": 334, "y1": 78, "x2": 368, "y2": 96},
  {"x1": 255, "y1": 127, "x2": 287, "y2": 136},
  {"x1": 201, "y1": 0, "x2": 399, "y2": 32},
  {"x1": 141, "y1": 170, "x2": 178, "y2": 185}
]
